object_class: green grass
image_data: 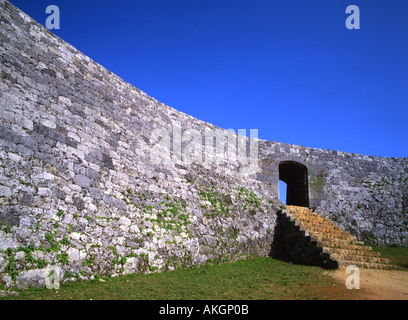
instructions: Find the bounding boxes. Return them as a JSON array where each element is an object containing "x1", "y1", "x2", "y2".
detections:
[
  {"x1": 1, "y1": 257, "x2": 336, "y2": 300},
  {"x1": 372, "y1": 246, "x2": 408, "y2": 271},
  {"x1": 2, "y1": 247, "x2": 406, "y2": 300}
]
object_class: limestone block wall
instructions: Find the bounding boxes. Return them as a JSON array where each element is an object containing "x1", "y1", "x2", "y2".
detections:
[{"x1": 0, "y1": 0, "x2": 277, "y2": 289}]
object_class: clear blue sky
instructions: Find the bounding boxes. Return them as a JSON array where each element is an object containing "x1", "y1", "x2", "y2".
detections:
[{"x1": 9, "y1": 0, "x2": 408, "y2": 158}]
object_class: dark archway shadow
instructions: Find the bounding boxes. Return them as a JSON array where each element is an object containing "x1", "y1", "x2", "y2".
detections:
[
  {"x1": 269, "y1": 210, "x2": 289, "y2": 261},
  {"x1": 279, "y1": 161, "x2": 309, "y2": 207}
]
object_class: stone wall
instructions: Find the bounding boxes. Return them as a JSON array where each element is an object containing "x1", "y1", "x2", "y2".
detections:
[
  {"x1": 0, "y1": 0, "x2": 278, "y2": 289},
  {"x1": 257, "y1": 142, "x2": 408, "y2": 246},
  {"x1": 0, "y1": 0, "x2": 407, "y2": 289}
]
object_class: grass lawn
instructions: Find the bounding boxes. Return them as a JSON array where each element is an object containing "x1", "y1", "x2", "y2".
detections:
[
  {"x1": 1, "y1": 257, "x2": 336, "y2": 300},
  {"x1": 1, "y1": 247, "x2": 406, "y2": 301}
]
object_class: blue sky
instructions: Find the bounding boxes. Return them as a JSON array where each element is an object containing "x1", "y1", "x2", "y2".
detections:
[{"x1": 9, "y1": 0, "x2": 408, "y2": 158}]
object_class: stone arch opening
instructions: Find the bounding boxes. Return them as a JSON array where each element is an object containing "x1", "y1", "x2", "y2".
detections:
[{"x1": 279, "y1": 161, "x2": 309, "y2": 207}]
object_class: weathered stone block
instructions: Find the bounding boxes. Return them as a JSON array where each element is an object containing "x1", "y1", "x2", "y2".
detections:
[
  {"x1": 14, "y1": 113, "x2": 33, "y2": 130},
  {"x1": 73, "y1": 174, "x2": 90, "y2": 188}
]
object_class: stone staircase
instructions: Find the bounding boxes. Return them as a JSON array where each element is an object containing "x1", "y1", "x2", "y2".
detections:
[{"x1": 284, "y1": 205, "x2": 396, "y2": 270}]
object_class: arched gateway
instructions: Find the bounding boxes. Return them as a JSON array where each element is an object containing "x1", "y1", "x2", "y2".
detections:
[{"x1": 279, "y1": 161, "x2": 309, "y2": 207}]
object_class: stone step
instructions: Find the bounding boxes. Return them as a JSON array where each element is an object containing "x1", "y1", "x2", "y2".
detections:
[
  {"x1": 314, "y1": 238, "x2": 365, "y2": 247},
  {"x1": 321, "y1": 246, "x2": 381, "y2": 257},
  {"x1": 300, "y1": 225, "x2": 356, "y2": 239},
  {"x1": 308, "y1": 231, "x2": 356, "y2": 241},
  {"x1": 287, "y1": 215, "x2": 345, "y2": 233},
  {"x1": 296, "y1": 217, "x2": 341, "y2": 229},
  {"x1": 303, "y1": 229, "x2": 352, "y2": 241},
  {"x1": 290, "y1": 214, "x2": 328, "y2": 223},
  {"x1": 290, "y1": 214, "x2": 344, "y2": 229},
  {"x1": 295, "y1": 219, "x2": 347, "y2": 233},
  {"x1": 336, "y1": 260, "x2": 397, "y2": 270},
  {"x1": 320, "y1": 242, "x2": 374, "y2": 253},
  {"x1": 330, "y1": 253, "x2": 390, "y2": 264},
  {"x1": 294, "y1": 218, "x2": 344, "y2": 229}
]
